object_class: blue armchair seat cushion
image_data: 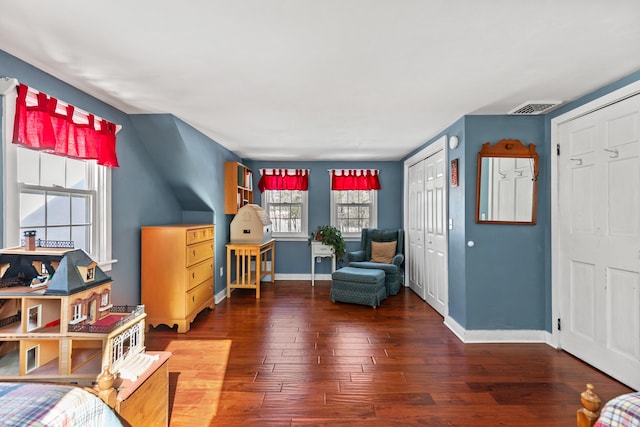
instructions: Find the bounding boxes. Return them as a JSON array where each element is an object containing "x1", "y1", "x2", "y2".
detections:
[{"x1": 331, "y1": 267, "x2": 386, "y2": 308}]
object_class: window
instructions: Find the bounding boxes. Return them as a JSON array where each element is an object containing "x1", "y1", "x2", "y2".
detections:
[
  {"x1": 331, "y1": 189, "x2": 378, "y2": 238},
  {"x1": 18, "y1": 149, "x2": 95, "y2": 251},
  {"x1": 70, "y1": 300, "x2": 86, "y2": 324},
  {"x1": 1, "y1": 80, "x2": 114, "y2": 269},
  {"x1": 263, "y1": 189, "x2": 308, "y2": 239}
]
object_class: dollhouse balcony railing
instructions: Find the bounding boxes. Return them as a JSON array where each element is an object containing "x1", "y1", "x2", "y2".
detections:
[{"x1": 67, "y1": 305, "x2": 145, "y2": 334}]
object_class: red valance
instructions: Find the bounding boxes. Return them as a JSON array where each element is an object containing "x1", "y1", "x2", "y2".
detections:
[
  {"x1": 12, "y1": 83, "x2": 119, "y2": 167},
  {"x1": 258, "y1": 169, "x2": 309, "y2": 191},
  {"x1": 331, "y1": 169, "x2": 380, "y2": 190}
]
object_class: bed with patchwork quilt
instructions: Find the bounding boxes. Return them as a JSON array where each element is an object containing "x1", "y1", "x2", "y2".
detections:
[{"x1": 0, "y1": 381, "x2": 122, "y2": 426}]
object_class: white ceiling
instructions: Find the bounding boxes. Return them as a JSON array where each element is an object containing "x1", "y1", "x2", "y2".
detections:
[{"x1": 1, "y1": 1, "x2": 640, "y2": 161}]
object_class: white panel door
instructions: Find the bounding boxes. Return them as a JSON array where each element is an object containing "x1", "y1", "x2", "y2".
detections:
[
  {"x1": 408, "y1": 160, "x2": 426, "y2": 299},
  {"x1": 558, "y1": 93, "x2": 640, "y2": 390},
  {"x1": 424, "y1": 149, "x2": 447, "y2": 316}
]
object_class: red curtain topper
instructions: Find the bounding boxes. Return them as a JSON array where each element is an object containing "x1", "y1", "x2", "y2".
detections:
[
  {"x1": 258, "y1": 169, "x2": 309, "y2": 191},
  {"x1": 12, "y1": 83, "x2": 119, "y2": 167},
  {"x1": 331, "y1": 169, "x2": 380, "y2": 190}
]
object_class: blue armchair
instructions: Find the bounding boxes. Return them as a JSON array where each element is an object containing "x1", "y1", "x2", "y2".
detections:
[{"x1": 347, "y1": 228, "x2": 404, "y2": 295}]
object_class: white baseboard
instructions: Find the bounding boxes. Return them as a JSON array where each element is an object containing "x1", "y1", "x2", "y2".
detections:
[
  {"x1": 214, "y1": 273, "x2": 328, "y2": 303},
  {"x1": 444, "y1": 315, "x2": 552, "y2": 344},
  {"x1": 214, "y1": 288, "x2": 227, "y2": 304}
]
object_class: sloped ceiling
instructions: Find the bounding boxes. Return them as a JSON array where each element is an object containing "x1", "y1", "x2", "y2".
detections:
[
  {"x1": 129, "y1": 114, "x2": 212, "y2": 211},
  {"x1": 1, "y1": 1, "x2": 640, "y2": 160}
]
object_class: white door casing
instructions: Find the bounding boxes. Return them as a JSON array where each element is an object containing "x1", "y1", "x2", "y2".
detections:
[{"x1": 553, "y1": 86, "x2": 640, "y2": 390}]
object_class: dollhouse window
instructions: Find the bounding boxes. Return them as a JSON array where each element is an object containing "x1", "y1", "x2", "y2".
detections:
[
  {"x1": 101, "y1": 291, "x2": 109, "y2": 307},
  {"x1": 70, "y1": 301, "x2": 86, "y2": 324},
  {"x1": 111, "y1": 321, "x2": 143, "y2": 370},
  {"x1": 27, "y1": 305, "x2": 42, "y2": 332},
  {"x1": 26, "y1": 345, "x2": 39, "y2": 373}
]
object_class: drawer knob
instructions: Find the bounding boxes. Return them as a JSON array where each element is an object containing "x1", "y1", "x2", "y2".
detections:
[{"x1": 192, "y1": 273, "x2": 195, "y2": 279}]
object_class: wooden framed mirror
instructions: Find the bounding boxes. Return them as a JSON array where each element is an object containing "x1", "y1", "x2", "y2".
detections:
[{"x1": 476, "y1": 139, "x2": 539, "y2": 225}]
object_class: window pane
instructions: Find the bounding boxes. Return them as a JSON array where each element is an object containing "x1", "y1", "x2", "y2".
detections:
[
  {"x1": 40, "y1": 153, "x2": 65, "y2": 187},
  {"x1": 72, "y1": 195, "x2": 91, "y2": 224},
  {"x1": 16, "y1": 148, "x2": 40, "y2": 185},
  {"x1": 20, "y1": 192, "x2": 46, "y2": 227},
  {"x1": 67, "y1": 158, "x2": 88, "y2": 190},
  {"x1": 47, "y1": 193, "x2": 70, "y2": 226},
  {"x1": 47, "y1": 226, "x2": 71, "y2": 241},
  {"x1": 72, "y1": 225, "x2": 90, "y2": 250},
  {"x1": 280, "y1": 191, "x2": 291, "y2": 203}
]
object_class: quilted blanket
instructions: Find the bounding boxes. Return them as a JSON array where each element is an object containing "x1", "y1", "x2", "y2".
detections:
[
  {"x1": 0, "y1": 382, "x2": 122, "y2": 426},
  {"x1": 595, "y1": 392, "x2": 640, "y2": 427}
]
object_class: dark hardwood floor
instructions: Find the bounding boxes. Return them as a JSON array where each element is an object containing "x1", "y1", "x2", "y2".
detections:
[{"x1": 145, "y1": 280, "x2": 633, "y2": 426}]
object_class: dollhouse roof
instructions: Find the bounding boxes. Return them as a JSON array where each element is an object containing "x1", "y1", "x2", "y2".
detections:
[{"x1": 45, "y1": 249, "x2": 111, "y2": 295}]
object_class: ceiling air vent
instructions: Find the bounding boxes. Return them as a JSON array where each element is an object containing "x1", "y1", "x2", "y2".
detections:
[{"x1": 508, "y1": 101, "x2": 562, "y2": 115}]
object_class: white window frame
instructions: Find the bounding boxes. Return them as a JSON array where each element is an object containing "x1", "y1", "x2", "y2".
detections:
[
  {"x1": 262, "y1": 189, "x2": 308, "y2": 241},
  {"x1": 330, "y1": 189, "x2": 378, "y2": 240},
  {"x1": 1, "y1": 78, "x2": 115, "y2": 270},
  {"x1": 70, "y1": 301, "x2": 87, "y2": 325}
]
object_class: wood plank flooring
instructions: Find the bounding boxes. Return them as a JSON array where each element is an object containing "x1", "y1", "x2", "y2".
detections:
[{"x1": 145, "y1": 280, "x2": 634, "y2": 426}]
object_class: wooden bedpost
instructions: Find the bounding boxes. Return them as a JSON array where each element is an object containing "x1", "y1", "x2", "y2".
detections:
[
  {"x1": 95, "y1": 366, "x2": 117, "y2": 408},
  {"x1": 577, "y1": 383, "x2": 601, "y2": 427}
]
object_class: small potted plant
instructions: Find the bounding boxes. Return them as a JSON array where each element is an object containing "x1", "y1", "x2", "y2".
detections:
[{"x1": 308, "y1": 225, "x2": 346, "y2": 261}]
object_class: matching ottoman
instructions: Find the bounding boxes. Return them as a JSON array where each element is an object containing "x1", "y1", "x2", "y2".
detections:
[{"x1": 331, "y1": 267, "x2": 386, "y2": 308}]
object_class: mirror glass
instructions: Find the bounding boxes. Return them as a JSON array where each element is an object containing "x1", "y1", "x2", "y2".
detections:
[{"x1": 476, "y1": 139, "x2": 538, "y2": 225}]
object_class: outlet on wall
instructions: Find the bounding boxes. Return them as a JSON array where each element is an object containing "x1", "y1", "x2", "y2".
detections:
[{"x1": 219, "y1": 267, "x2": 224, "y2": 277}]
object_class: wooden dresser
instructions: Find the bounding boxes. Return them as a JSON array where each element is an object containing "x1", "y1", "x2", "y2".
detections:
[{"x1": 141, "y1": 224, "x2": 215, "y2": 333}]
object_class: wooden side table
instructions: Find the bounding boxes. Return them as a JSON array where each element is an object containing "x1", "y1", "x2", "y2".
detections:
[
  {"x1": 226, "y1": 239, "x2": 275, "y2": 298},
  {"x1": 311, "y1": 241, "x2": 335, "y2": 286}
]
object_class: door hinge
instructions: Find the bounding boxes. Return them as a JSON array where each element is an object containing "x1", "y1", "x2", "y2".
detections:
[
  {"x1": 557, "y1": 318, "x2": 561, "y2": 331},
  {"x1": 557, "y1": 144, "x2": 560, "y2": 156}
]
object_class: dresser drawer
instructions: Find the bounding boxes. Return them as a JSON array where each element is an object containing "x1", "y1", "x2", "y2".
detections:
[
  {"x1": 186, "y1": 226, "x2": 213, "y2": 245},
  {"x1": 186, "y1": 279, "x2": 213, "y2": 314},
  {"x1": 186, "y1": 241, "x2": 213, "y2": 267},
  {"x1": 187, "y1": 259, "x2": 214, "y2": 290}
]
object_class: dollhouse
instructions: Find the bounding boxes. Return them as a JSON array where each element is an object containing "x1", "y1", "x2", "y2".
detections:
[{"x1": 0, "y1": 246, "x2": 149, "y2": 385}]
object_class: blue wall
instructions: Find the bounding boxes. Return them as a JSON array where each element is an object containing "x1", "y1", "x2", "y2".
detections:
[
  {"x1": 463, "y1": 116, "x2": 546, "y2": 330},
  {"x1": 404, "y1": 115, "x2": 546, "y2": 331},
  {"x1": 245, "y1": 160, "x2": 404, "y2": 275}
]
